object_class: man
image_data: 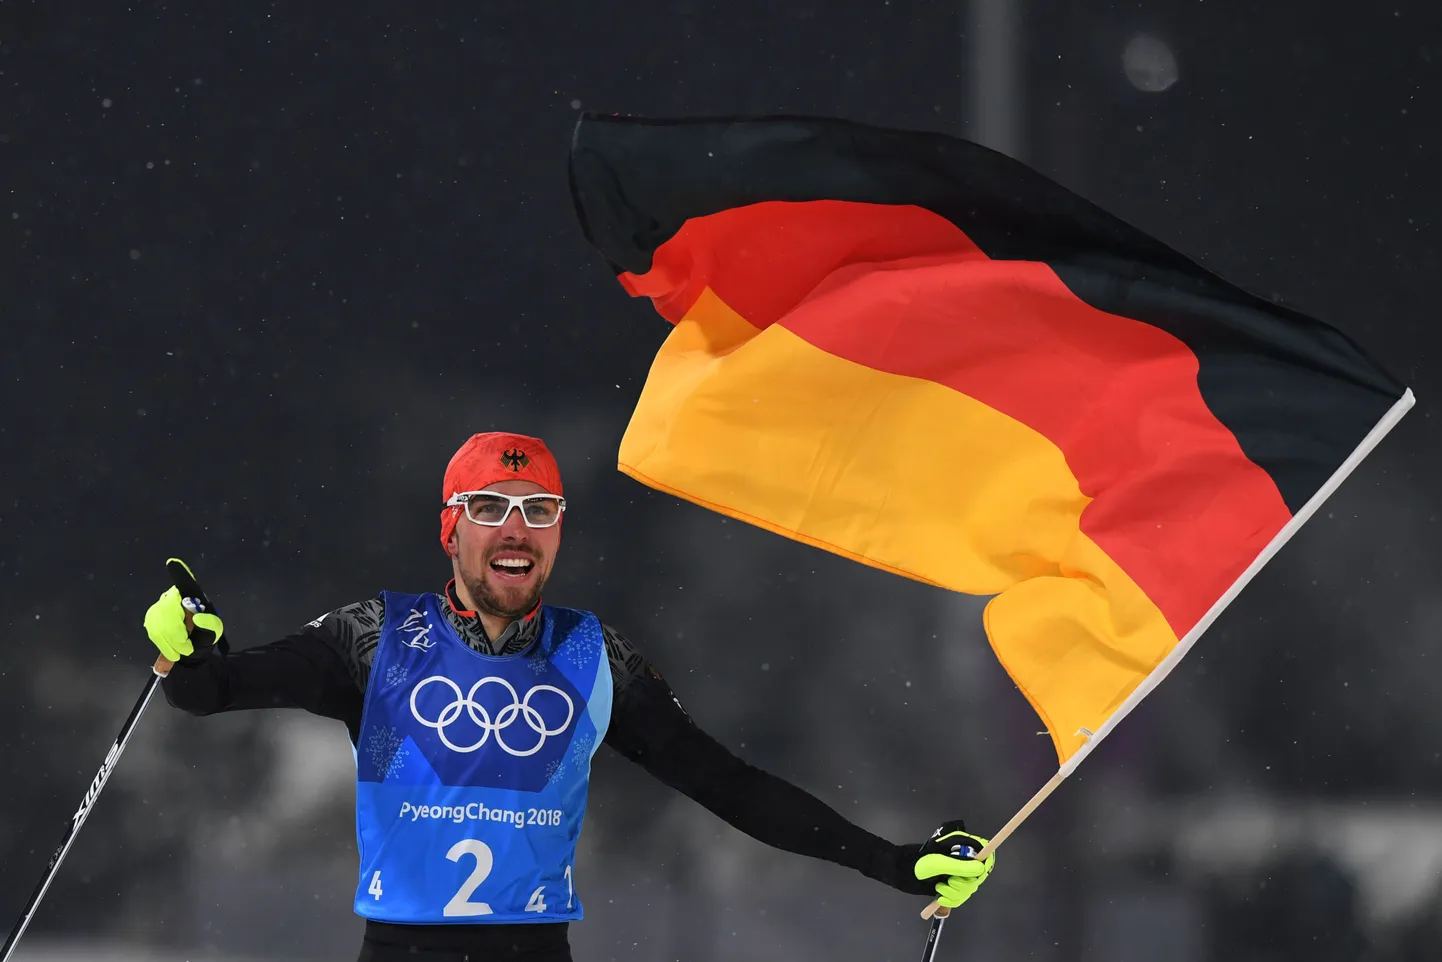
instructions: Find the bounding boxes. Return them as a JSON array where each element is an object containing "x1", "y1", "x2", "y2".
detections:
[{"x1": 146, "y1": 431, "x2": 994, "y2": 962}]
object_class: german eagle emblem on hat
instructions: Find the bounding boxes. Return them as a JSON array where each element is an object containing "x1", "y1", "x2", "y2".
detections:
[{"x1": 501, "y1": 448, "x2": 530, "y2": 472}]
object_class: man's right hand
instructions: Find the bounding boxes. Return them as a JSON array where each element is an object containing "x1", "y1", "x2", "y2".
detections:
[{"x1": 144, "y1": 585, "x2": 224, "y2": 663}]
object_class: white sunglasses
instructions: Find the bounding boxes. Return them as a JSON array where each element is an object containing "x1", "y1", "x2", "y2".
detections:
[{"x1": 446, "y1": 491, "x2": 566, "y2": 528}]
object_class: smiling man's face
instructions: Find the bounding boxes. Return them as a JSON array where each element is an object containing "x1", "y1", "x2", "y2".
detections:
[{"x1": 447, "y1": 479, "x2": 561, "y2": 620}]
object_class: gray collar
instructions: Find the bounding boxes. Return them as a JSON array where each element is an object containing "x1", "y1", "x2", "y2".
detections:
[{"x1": 441, "y1": 581, "x2": 543, "y2": 656}]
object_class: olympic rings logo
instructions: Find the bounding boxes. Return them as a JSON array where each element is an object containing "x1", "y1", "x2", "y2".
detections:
[{"x1": 409, "y1": 675, "x2": 574, "y2": 756}]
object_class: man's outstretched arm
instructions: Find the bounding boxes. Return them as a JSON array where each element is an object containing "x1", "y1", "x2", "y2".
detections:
[
  {"x1": 157, "y1": 598, "x2": 378, "y2": 735},
  {"x1": 599, "y1": 625, "x2": 926, "y2": 893}
]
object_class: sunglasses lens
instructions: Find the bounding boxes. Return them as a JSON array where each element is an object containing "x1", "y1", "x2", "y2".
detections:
[
  {"x1": 520, "y1": 497, "x2": 562, "y2": 527},
  {"x1": 465, "y1": 494, "x2": 512, "y2": 525}
]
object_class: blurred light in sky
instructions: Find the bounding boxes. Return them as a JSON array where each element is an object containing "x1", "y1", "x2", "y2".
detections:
[{"x1": 1123, "y1": 33, "x2": 1179, "y2": 92}]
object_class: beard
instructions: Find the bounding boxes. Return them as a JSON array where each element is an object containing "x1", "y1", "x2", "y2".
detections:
[{"x1": 458, "y1": 555, "x2": 549, "y2": 619}]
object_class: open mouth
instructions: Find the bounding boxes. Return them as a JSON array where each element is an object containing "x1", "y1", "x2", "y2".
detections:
[{"x1": 489, "y1": 558, "x2": 535, "y2": 579}]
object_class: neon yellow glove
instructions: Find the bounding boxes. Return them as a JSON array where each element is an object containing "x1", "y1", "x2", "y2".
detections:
[
  {"x1": 143, "y1": 585, "x2": 224, "y2": 662},
  {"x1": 912, "y1": 822, "x2": 995, "y2": 909}
]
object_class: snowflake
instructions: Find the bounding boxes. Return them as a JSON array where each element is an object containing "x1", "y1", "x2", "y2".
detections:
[
  {"x1": 383, "y1": 664, "x2": 410, "y2": 691},
  {"x1": 544, "y1": 758, "x2": 562, "y2": 784},
  {"x1": 568, "y1": 733, "x2": 595, "y2": 774},
  {"x1": 555, "y1": 638, "x2": 592, "y2": 669},
  {"x1": 527, "y1": 651, "x2": 549, "y2": 675},
  {"x1": 366, "y1": 725, "x2": 409, "y2": 780}
]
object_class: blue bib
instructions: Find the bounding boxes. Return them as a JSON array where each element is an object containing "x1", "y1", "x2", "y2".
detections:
[{"x1": 353, "y1": 591, "x2": 612, "y2": 924}]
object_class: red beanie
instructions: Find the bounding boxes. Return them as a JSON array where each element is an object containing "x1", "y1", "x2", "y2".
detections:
[{"x1": 439, "y1": 432, "x2": 564, "y2": 551}]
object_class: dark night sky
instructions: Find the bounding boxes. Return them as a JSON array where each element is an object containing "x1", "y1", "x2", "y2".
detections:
[
  {"x1": 1, "y1": 1, "x2": 1439, "y2": 959},
  {"x1": 2, "y1": 0, "x2": 1435, "y2": 593}
]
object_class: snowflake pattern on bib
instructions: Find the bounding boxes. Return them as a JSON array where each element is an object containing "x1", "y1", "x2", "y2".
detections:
[
  {"x1": 567, "y1": 732, "x2": 595, "y2": 774},
  {"x1": 557, "y1": 637, "x2": 591, "y2": 670},
  {"x1": 366, "y1": 724, "x2": 409, "y2": 780}
]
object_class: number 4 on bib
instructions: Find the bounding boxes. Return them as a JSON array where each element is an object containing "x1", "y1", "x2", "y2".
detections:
[
  {"x1": 525, "y1": 886, "x2": 548, "y2": 913},
  {"x1": 368, "y1": 871, "x2": 383, "y2": 900}
]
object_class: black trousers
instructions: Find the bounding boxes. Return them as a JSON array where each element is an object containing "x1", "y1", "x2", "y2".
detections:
[{"x1": 357, "y1": 920, "x2": 571, "y2": 962}]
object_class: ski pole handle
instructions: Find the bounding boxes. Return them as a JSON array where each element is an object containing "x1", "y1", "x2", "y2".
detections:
[
  {"x1": 919, "y1": 838, "x2": 994, "y2": 920},
  {"x1": 151, "y1": 558, "x2": 214, "y2": 676},
  {"x1": 151, "y1": 597, "x2": 200, "y2": 676}
]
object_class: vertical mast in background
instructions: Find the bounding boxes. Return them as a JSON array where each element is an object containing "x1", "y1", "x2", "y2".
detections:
[{"x1": 967, "y1": 0, "x2": 1024, "y2": 160}]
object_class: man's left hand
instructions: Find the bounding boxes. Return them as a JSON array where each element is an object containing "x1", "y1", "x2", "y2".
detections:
[{"x1": 890, "y1": 820, "x2": 995, "y2": 909}]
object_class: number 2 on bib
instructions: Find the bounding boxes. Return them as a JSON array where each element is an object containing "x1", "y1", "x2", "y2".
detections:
[{"x1": 442, "y1": 839, "x2": 495, "y2": 917}]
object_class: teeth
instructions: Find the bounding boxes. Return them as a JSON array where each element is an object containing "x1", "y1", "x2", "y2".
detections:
[{"x1": 494, "y1": 559, "x2": 531, "y2": 568}]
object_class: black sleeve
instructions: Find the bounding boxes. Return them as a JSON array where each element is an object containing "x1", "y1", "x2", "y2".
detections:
[
  {"x1": 600, "y1": 625, "x2": 914, "y2": 892},
  {"x1": 159, "y1": 598, "x2": 381, "y2": 739}
]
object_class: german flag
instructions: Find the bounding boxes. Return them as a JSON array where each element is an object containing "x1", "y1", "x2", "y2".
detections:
[{"x1": 569, "y1": 114, "x2": 1413, "y2": 766}]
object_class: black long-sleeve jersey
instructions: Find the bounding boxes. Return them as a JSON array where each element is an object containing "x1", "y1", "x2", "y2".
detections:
[{"x1": 160, "y1": 581, "x2": 919, "y2": 957}]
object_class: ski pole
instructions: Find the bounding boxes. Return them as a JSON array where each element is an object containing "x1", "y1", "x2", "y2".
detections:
[
  {"x1": 918, "y1": 908, "x2": 949, "y2": 962},
  {"x1": 915, "y1": 839, "x2": 977, "y2": 961},
  {"x1": 1, "y1": 558, "x2": 212, "y2": 962},
  {"x1": 0, "y1": 671, "x2": 164, "y2": 962}
]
